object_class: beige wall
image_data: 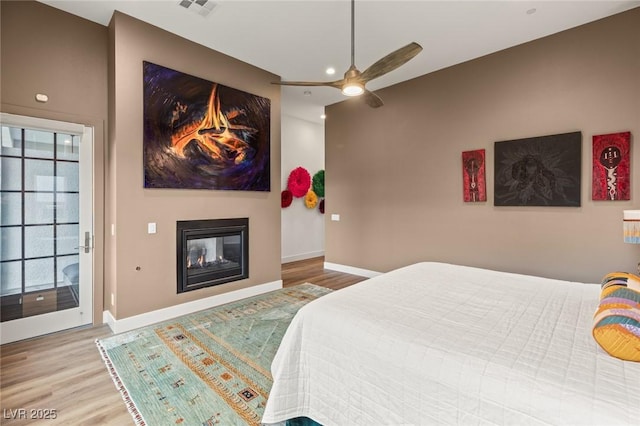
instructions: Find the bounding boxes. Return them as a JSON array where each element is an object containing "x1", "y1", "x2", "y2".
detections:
[
  {"x1": 108, "y1": 13, "x2": 281, "y2": 319},
  {"x1": 1, "y1": 1, "x2": 281, "y2": 324},
  {"x1": 1, "y1": 0, "x2": 108, "y2": 324},
  {"x1": 325, "y1": 8, "x2": 640, "y2": 283}
]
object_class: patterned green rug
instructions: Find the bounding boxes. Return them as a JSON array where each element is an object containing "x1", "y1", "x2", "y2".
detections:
[{"x1": 97, "y1": 284, "x2": 331, "y2": 426}]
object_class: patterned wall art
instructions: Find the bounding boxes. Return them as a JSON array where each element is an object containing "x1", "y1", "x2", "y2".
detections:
[
  {"x1": 143, "y1": 61, "x2": 271, "y2": 191},
  {"x1": 494, "y1": 131, "x2": 582, "y2": 207},
  {"x1": 592, "y1": 131, "x2": 631, "y2": 201},
  {"x1": 462, "y1": 149, "x2": 486, "y2": 202}
]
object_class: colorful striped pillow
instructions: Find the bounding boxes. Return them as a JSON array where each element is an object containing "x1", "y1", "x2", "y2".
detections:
[{"x1": 592, "y1": 272, "x2": 640, "y2": 362}]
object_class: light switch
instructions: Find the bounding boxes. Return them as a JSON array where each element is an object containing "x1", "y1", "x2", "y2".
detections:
[
  {"x1": 148, "y1": 222, "x2": 157, "y2": 234},
  {"x1": 331, "y1": 214, "x2": 340, "y2": 221}
]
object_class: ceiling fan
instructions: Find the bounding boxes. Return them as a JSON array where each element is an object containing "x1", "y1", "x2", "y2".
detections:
[{"x1": 273, "y1": 0, "x2": 423, "y2": 108}]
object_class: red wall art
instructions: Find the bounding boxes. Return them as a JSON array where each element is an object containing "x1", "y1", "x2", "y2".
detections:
[
  {"x1": 592, "y1": 131, "x2": 631, "y2": 201},
  {"x1": 462, "y1": 149, "x2": 486, "y2": 202}
]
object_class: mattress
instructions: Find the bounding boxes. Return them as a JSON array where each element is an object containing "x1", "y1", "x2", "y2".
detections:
[{"x1": 262, "y1": 262, "x2": 640, "y2": 425}]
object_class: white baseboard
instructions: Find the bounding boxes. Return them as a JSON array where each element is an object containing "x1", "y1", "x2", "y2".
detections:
[
  {"x1": 102, "y1": 280, "x2": 282, "y2": 335},
  {"x1": 323, "y1": 262, "x2": 382, "y2": 278},
  {"x1": 281, "y1": 250, "x2": 325, "y2": 264}
]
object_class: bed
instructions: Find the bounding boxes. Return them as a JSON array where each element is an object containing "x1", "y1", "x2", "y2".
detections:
[{"x1": 262, "y1": 262, "x2": 640, "y2": 425}]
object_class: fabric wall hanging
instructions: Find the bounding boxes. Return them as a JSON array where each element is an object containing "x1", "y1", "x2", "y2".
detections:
[
  {"x1": 592, "y1": 131, "x2": 631, "y2": 201},
  {"x1": 304, "y1": 190, "x2": 318, "y2": 209},
  {"x1": 462, "y1": 150, "x2": 486, "y2": 202},
  {"x1": 312, "y1": 170, "x2": 325, "y2": 198},
  {"x1": 288, "y1": 167, "x2": 311, "y2": 198},
  {"x1": 281, "y1": 190, "x2": 293, "y2": 208}
]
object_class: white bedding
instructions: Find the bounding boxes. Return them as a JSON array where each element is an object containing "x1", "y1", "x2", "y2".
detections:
[{"x1": 262, "y1": 262, "x2": 640, "y2": 425}]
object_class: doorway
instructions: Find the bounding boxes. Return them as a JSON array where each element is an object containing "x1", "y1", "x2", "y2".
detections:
[{"x1": 0, "y1": 113, "x2": 93, "y2": 344}]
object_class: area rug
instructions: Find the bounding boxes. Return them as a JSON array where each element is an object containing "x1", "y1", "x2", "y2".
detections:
[{"x1": 96, "y1": 284, "x2": 331, "y2": 426}]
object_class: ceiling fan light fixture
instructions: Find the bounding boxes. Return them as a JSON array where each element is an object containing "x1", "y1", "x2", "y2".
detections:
[
  {"x1": 342, "y1": 81, "x2": 364, "y2": 96},
  {"x1": 272, "y1": 0, "x2": 422, "y2": 109}
]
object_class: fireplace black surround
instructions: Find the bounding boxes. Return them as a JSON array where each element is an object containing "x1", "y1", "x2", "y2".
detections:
[{"x1": 176, "y1": 218, "x2": 249, "y2": 293}]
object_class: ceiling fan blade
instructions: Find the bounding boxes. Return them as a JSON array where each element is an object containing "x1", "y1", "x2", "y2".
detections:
[
  {"x1": 363, "y1": 89, "x2": 384, "y2": 108},
  {"x1": 272, "y1": 80, "x2": 343, "y2": 89},
  {"x1": 360, "y1": 42, "x2": 423, "y2": 83}
]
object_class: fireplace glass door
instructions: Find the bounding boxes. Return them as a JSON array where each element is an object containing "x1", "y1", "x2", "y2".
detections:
[
  {"x1": 177, "y1": 218, "x2": 248, "y2": 293},
  {"x1": 186, "y1": 235, "x2": 241, "y2": 277}
]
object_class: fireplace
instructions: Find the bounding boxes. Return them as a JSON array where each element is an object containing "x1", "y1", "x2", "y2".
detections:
[{"x1": 176, "y1": 218, "x2": 249, "y2": 293}]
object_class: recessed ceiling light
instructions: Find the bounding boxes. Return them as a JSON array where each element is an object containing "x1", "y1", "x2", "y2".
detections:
[
  {"x1": 526, "y1": 8, "x2": 537, "y2": 15},
  {"x1": 326, "y1": 67, "x2": 336, "y2": 75}
]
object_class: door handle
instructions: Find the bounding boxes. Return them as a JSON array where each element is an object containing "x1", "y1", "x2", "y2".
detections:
[{"x1": 75, "y1": 231, "x2": 92, "y2": 254}]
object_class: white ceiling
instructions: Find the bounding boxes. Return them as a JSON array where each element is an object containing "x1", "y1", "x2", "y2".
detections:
[{"x1": 39, "y1": 0, "x2": 640, "y2": 123}]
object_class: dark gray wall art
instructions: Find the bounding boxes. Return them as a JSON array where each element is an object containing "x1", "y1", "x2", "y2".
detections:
[{"x1": 494, "y1": 132, "x2": 582, "y2": 207}]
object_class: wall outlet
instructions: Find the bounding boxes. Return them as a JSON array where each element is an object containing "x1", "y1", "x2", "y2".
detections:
[
  {"x1": 148, "y1": 222, "x2": 157, "y2": 234},
  {"x1": 331, "y1": 214, "x2": 340, "y2": 221}
]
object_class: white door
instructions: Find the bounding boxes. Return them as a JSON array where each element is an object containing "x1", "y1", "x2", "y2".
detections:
[{"x1": 0, "y1": 113, "x2": 93, "y2": 344}]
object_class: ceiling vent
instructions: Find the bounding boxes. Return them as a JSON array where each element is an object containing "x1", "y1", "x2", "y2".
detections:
[{"x1": 178, "y1": 0, "x2": 217, "y2": 18}]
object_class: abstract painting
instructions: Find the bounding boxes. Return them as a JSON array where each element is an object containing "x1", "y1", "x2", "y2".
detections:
[
  {"x1": 143, "y1": 61, "x2": 271, "y2": 191},
  {"x1": 462, "y1": 149, "x2": 486, "y2": 202},
  {"x1": 494, "y1": 132, "x2": 581, "y2": 207},
  {"x1": 592, "y1": 131, "x2": 631, "y2": 201}
]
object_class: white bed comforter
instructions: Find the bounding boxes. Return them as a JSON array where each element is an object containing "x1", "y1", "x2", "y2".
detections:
[{"x1": 262, "y1": 262, "x2": 640, "y2": 425}]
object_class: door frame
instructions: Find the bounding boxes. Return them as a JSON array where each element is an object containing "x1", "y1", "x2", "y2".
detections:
[{"x1": 0, "y1": 113, "x2": 94, "y2": 344}]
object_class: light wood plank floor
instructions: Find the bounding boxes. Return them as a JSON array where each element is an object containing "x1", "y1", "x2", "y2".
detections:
[{"x1": 0, "y1": 257, "x2": 367, "y2": 425}]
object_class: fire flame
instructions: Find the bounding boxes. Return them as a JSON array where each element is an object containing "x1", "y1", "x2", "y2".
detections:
[{"x1": 171, "y1": 84, "x2": 257, "y2": 163}]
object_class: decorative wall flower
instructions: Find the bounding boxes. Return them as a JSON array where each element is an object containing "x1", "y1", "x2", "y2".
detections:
[
  {"x1": 288, "y1": 167, "x2": 311, "y2": 198},
  {"x1": 304, "y1": 190, "x2": 318, "y2": 209},
  {"x1": 319, "y1": 199, "x2": 325, "y2": 214},
  {"x1": 312, "y1": 170, "x2": 325, "y2": 198},
  {"x1": 281, "y1": 190, "x2": 293, "y2": 208}
]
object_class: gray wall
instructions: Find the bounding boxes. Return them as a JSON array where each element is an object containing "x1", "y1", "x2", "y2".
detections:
[{"x1": 325, "y1": 8, "x2": 640, "y2": 283}]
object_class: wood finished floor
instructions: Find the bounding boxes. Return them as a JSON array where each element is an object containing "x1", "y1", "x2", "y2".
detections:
[{"x1": 0, "y1": 257, "x2": 367, "y2": 425}]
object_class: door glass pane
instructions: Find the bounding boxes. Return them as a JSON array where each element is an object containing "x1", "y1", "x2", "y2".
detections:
[
  {"x1": 56, "y1": 134, "x2": 79, "y2": 161},
  {"x1": 24, "y1": 129, "x2": 54, "y2": 159},
  {"x1": 58, "y1": 255, "x2": 78, "y2": 285},
  {"x1": 57, "y1": 162, "x2": 79, "y2": 192},
  {"x1": 1, "y1": 126, "x2": 22, "y2": 156},
  {"x1": 24, "y1": 225, "x2": 54, "y2": 258},
  {"x1": 1, "y1": 157, "x2": 21, "y2": 191},
  {"x1": 24, "y1": 159, "x2": 54, "y2": 191},
  {"x1": 0, "y1": 261, "x2": 22, "y2": 295},
  {"x1": 57, "y1": 224, "x2": 78, "y2": 255},
  {"x1": 56, "y1": 193, "x2": 79, "y2": 223},
  {"x1": 25, "y1": 258, "x2": 54, "y2": 291},
  {"x1": 0, "y1": 227, "x2": 21, "y2": 261},
  {"x1": 24, "y1": 192, "x2": 54, "y2": 224},
  {"x1": 1, "y1": 192, "x2": 22, "y2": 225}
]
